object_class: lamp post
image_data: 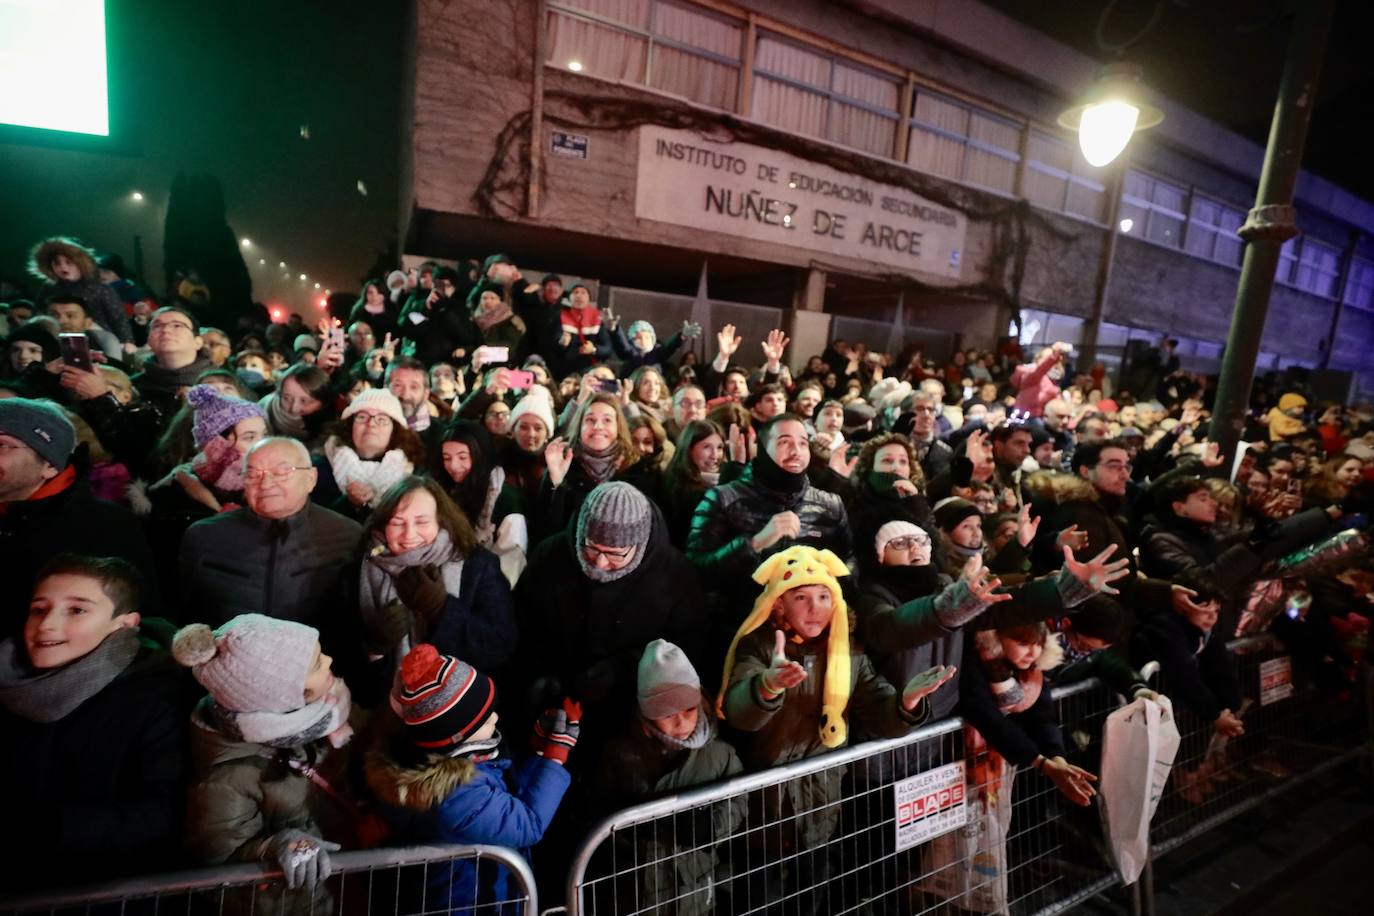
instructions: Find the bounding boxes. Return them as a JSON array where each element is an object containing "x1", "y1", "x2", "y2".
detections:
[
  {"x1": 1209, "y1": 0, "x2": 1334, "y2": 462},
  {"x1": 1059, "y1": 63, "x2": 1162, "y2": 370}
]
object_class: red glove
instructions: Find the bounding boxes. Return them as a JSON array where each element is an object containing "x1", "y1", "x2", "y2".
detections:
[{"x1": 531, "y1": 698, "x2": 582, "y2": 765}]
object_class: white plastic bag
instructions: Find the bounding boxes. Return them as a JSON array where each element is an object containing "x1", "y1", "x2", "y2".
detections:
[{"x1": 1099, "y1": 695, "x2": 1180, "y2": 884}]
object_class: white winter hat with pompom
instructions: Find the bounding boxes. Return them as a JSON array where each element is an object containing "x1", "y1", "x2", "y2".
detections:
[{"x1": 173, "y1": 614, "x2": 320, "y2": 713}]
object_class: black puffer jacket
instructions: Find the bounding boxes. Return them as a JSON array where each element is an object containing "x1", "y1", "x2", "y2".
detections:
[{"x1": 686, "y1": 462, "x2": 853, "y2": 599}]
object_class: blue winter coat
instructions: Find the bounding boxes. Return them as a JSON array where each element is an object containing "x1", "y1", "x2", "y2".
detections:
[{"x1": 365, "y1": 747, "x2": 570, "y2": 912}]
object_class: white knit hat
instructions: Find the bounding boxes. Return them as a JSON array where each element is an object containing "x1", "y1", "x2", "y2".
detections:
[
  {"x1": 508, "y1": 386, "x2": 556, "y2": 437},
  {"x1": 637, "y1": 639, "x2": 701, "y2": 719},
  {"x1": 874, "y1": 520, "x2": 928, "y2": 561},
  {"x1": 172, "y1": 614, "x2": 320, "y2": 713},
  {"x1": 341, "y1": 387, "x2": 407, "y2": 427}
]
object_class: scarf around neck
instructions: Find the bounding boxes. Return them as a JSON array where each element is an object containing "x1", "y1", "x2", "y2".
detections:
[
  {"x1": 0, "y1": 627, "x2": 140, "y2": 723},
  {"x1": 139, "y1": 356, "x2": 214, "y2": 395},
  {"x1": 642, "y1": 700, "x2": 714, "y2": 751},
  {"x1": 576, "y1": 440, "x2": 621, "y2": 485},
  {"x1": 751, "y1": 449, "x2": 808, "y2": 496},
  {"x1": 474, "y1": 301, "x2": 515, "y2": 333},
  {"x1": 876, "y1": 563, "x2": 944, "y2": 603},
  {"x1": 200, "y1": 678, "x2": 353, "y2": 748},
  {"x1": 263, "y1": 391, "x2": 308, "y2": 439},
  {"x1": 359, "y1": 530, "x2": 464, "y2": 638}
]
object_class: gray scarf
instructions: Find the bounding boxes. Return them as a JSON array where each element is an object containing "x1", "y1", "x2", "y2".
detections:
[
  {"x1": 262, "y1": 391, "x2": 308, "y2": 439},
  {"x1": 198, "y1": 678, "x2": 352, "y2": 748},
  {"x1": 641, "y1": 700, "x2": 714, "y2": 751},
  {"x1": 0, "y1": 627, "x2": 140, "y2": 723},
  {"x1": 359, "y1": 530, "x2": 464, "y2": 639},
  {"x1": 576, "y1": 441, "x2": 621, "y2": 485}
]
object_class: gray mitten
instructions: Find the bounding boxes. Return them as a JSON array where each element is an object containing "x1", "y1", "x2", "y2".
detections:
[
  {"x1": 933, "y1": 577, "x2": 992, "y2": 629},
  {"x1": 1055, "y1": 564, "x2": 1100, "y2": 608},
  {"x1": 262, "y1": 829, "x2": 340, "y2": 890}
]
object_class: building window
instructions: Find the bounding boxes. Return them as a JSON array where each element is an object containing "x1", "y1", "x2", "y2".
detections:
[
  {"x1": 1023, "y1": 130, "x2": 1107, "y2": 222},
  {"x1": 547, "y1": 0, "x2": 743, "y2": 111},
  {"x1": 1292, "y1": 237, "x2": 1342, "y2": 299},
  {"x1": 1277, "y1": 237, "x2": 1299, "y2": 284},
  {"x1": 750, "y1": 34, "x2": 901, "y2": 157},
  {"x1": 1120, "y1": 170, "x2": 1187, "y2": 248},
  {"x1": 1185, "y1": 196, "x2": 1246, "y2": 267},
  {"x1": 1344, "y1": 257, "x2": 1374, "y2": 311},
  {"x1": 906, "y1": 90, "x2": 1019, "y2": 194}
]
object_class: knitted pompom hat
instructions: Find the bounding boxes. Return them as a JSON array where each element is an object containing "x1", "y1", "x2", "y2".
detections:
[
  {"x1": 390, "y1": 644, "x2": 497, "y2": 755},
  {"x1": 172, "y1": 614, "x2": 319, "y2": 713},
  {"x1": 716, "y1": 545, "x2": 853, "y2": 749},
  {"x1": 186, "y1": 384, "x2": 267, "y2": 450}
]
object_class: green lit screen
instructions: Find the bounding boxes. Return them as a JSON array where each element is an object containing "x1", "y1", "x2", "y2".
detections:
[{"x1": 0, "y1": 0, "x2": 109, "y2": 136}]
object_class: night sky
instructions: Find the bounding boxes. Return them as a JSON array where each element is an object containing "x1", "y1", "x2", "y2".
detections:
[
  {"x1": 2, "y1": 0, "x2": 1369, "y2": 315},
  {"x1": 0, "y1": 0, "x2": 405, "y2": 312}
]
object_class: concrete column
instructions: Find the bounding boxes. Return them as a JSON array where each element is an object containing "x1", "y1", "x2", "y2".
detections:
[{"x1": 785, "y1": 267, "x2": 830, "y2": 373}]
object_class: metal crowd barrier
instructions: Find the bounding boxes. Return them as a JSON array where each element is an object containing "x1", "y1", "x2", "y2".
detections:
[
  {"x1": 1148, "y1": 633, "x2": 1373, "y2": 860},
  {"x1": 564, "y1": 634, "x2": 1373, "y2": 916},
  {"x1": 564, "y1": 678, "x2": 1129, "y2": 916},
  {"x1": 2, "y1": 638, "x2": 1368, "y2": 916},
  {"x1": 0, "y1": 844, "x2": 538, "y2": 916}
]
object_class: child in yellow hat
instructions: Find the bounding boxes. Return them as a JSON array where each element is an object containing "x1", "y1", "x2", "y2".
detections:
[{"x1": 718, "y1": 544, "x2": 955, "y2": 760}]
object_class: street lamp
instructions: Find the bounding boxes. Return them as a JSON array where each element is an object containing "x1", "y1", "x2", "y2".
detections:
[
  {"x1": 241, "y1": 238, "x2": 252, "y2": 248},
  {"x1": 1057, "y1": 63, "x2": 1163, "y2": 167},
  {"x1": 130, "y1": 191, "x2": 144, "y2": 202}
]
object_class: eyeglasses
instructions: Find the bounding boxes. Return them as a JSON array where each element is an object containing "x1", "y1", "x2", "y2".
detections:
[
  {"x1": 886, "y1": 536, "x2": 929, "y2": 551},
  {"x1": 149, "y1": 320, "x2": 194, "y2": 334},
  {"x1": 244, "y1": 465, "x2": 311, "y2": 484},
  {"x1": 583, "y1": 543, "x2": 634, "y2": 564},
  {"x1": 352, "y1": 412, "x2": 394, "y2": 427}
]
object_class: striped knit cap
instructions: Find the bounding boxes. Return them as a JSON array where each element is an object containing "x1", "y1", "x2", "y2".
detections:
[{"x1": 390, "y1": 644, "x2": 496, "y2": 754}]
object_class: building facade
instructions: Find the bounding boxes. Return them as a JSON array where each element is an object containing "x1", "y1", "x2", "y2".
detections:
[{"x1": 400, "y1": 0, "x2": 1374, "y2": 394}]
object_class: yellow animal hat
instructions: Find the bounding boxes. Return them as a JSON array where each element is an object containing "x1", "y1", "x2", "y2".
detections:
[{"x1": 715, "y1": 545, "x2": 853, "y2": 748}]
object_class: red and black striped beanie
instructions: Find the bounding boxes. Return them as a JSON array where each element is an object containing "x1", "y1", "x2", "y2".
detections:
[{"x1": 390, "y1": 644, "x2": 496, "y2": 754}]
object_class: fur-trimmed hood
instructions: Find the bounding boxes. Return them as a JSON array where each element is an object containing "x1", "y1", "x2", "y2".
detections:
[
  {"x1": 972, "y1": 627, "x2": 1064, "y2": 671},
  {"x1": 28, "y1": 237, "x2": 98, "y2": 283},
  {"x1": 364, "y1": 745, "x2": 481, "y2": 812},
  {"x1": 1023, "y1": 469, "x2": 1098, "y2": 508}
]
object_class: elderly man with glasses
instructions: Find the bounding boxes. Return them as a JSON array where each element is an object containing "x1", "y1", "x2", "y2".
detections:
[
  {"x1": 178, "y1": 437, "x2": 362, "y2": 663},
  {"x1": 61, "y1": 305, "x2": 217, "y2": 477}
]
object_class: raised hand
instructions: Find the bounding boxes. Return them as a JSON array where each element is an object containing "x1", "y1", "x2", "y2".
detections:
[
  {"x1": 727, "y1": 423, "x2": 748, "y2": 464},
  {"x1": 760, "y1": 630, "x2": 808, "y2": 697},
  {"x1": 1016, "y1": 502, "x2": 1041, "y2": 548},
  {"x1": 965, "y1": 429, "x2": 994, "y2": 482},
  {"x1": 902, "y1": 665, "x2": 958, "y2": 710},
  {"x1": 682, "y1": 320, "x2": 703, "y2": 339},
  {"x1": 544, "y1": 437, "x2": 574, "y2": 488},
  {"x1": 1199, "y1": 441, "x2": 1224, "y2": 468},
  {"x1": 1062, "y1": 543, "x2": 1130, "y2": 595},
  {"x1": 1055, "y1": 523, "x2": 1089, "y2": 555},
  {"x1": 762, "y1": 329, "x2": 790, "y2": 368},
  {"x1": 716, "y1": 323, "x2": 740, "y2": 360},
  {"x1": 752, "y1": 510, "x2": 801, "y2": 552},
  {"x1": 603, "y1": 304, "x2": 620, "y2": 330},
  {"x1": 1179, "y1": 404, "x2": 1201, "y2": 428},
  {"x1": 961, "y1": 554, "x2": 1012, "y2": 605},
  {"x1": 381, "y1": 332, "x2": 397, "y2": 361},
  {"x1": 620, "y1": 378, "x2": 634, "y2": 407},
  {"x1": 829, "y1": 447, "x2": 858, "y2": 479}
]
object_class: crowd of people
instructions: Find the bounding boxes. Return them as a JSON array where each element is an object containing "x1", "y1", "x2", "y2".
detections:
[{"x1": 1, "y1": 235, "x2": 1372, "y2": 912}]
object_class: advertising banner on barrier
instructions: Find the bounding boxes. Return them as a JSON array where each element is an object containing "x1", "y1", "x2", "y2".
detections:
[
  {"x1": 894, "y1": 760, "x2": 968, "y2": 851},
  {"x1": 635, "y1": 125, "x2": 968, "y2": 280},
  {"x1": 1259, "y1": 656, "x2": 1294, "y2": 705}
]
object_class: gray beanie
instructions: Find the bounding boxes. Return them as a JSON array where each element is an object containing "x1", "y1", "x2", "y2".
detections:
[
  {"x1": 576, "y1": 481, "x2": 652, "y2": 582},
  {"x1": 637, "y1": 639, "x2": 702, "y2": 719},
  {"x1": 0, "y1": 398, "x2": 76, "y2": 470},
  {"x1": 172, "y1": 614, "x2": 320, "y2": 713}
]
